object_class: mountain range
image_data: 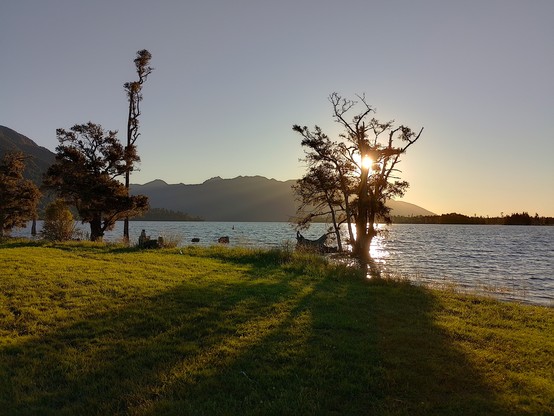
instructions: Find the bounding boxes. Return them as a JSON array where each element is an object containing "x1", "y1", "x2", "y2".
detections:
[
  {"x1": 130, "y1": 177, "x2": 435, "y2": 221},
  {"x1": 0, "y1": 125, "x2": 435, "y2": 221},
  {"x1": 0, "y1": 125, "x2": 55, "y2": 184}
]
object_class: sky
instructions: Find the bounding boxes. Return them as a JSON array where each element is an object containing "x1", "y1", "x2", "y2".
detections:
[{"x1": 2, "y1": 0, "x2": 553, "y2": 217}]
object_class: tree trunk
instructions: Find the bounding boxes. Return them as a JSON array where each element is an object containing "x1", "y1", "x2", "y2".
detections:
[
  {"x1": 354, "y1": 227, "x2": 372, "y2": 261},
  {"x1": 329, "y1": 206, "x2": 343, "y2": 252},
  {"x1": 123, "y1": 153, "x2": 130, "y2": 242},
  {"x1": 123, "y1": 166, "x2": 129, "y2": 243},
  {"x1": 123, "y1": 97, "x2": 133, "y2": 243},
  {"x1": 339, "y1": 176, "x2": 356, "y2": 250},
  {"x1": 354, "y1": 166, "x2": 371, "y2": 260},
  {"x1": 123, "y1": 217, "x2": 129, "y2": 242},
  {"x1": 90, "y1": 214, "x2": 104, "y2": 242},
  {"x1": 354, "y1": 220, "x2": 376, "y2": 262}
]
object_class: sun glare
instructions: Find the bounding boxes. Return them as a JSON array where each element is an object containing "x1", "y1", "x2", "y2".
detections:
[
  {"x1": 362, "y1": 155, "x2": 373, "y2": 170},
  {"x1": 354, "y1": 153, "x2": 374, "y2": 171}
]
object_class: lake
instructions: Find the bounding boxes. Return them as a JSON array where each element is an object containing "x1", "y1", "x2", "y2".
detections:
[{"x1": 11, "y1": 221, "x2": 554, "y2": 306}]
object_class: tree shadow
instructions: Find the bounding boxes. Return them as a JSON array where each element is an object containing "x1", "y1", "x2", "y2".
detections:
[
  {"x1": 0, "y1": 239, "x2": 139, "y2": 254},
  {"x1": 0, "y1": 284, "x2": 267, "y2": 413},
  {"x1": 0, "y1": 253, "x2": 532, "y2": 415},
  {"x1": 223, "y1": 272, "x2": 520, "y2": 415},
  {"x1": 360, "y1": 279, "x2": 511, "y2": 415},
  {"x1": 0, "y1": 238, "x2": 45, "y2": 249}
]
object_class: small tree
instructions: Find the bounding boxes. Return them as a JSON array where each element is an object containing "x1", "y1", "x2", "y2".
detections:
[
  {"x1": 123, "y1": 49, "x2": 153, "y2": 241},
  {"x1": 0, "y1": 152, "x2": 41, "y2": 238},
  {"x1": 293, "y1": 164, "x2": 347, "y2": 252},
  {"x1": 294, "y1": 93, "x2": 423, "y2": 262},
  {"x1": 44, "y1": 122, "x2": 149, "y2": 241},
  {"x1": 293, "y1": 121, "x2": 361, "y2": 251},
  {"x1": 41, "y1": 199, "x2": 76, "y2": 241}
]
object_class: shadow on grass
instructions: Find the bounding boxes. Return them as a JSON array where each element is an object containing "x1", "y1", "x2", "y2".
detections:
[
  {"x1": 0, "y1": 253, "x2": 524, "y2": 415},
  {"x1": 363, "y1": 279, "x2": 507, "y2": 415},
  {"x1": 0, "y1": 238, "x2": 140, "y2": 254},
  {"x1": 0, "y1": 238, "x2": 46, "y2": 249}
]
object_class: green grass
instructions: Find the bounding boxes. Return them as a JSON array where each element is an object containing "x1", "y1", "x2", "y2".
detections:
[{"x1": 0, "y1": 239, "x2": 552, "y2": 415}]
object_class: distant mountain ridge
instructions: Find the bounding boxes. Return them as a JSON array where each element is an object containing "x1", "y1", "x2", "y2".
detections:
[
  {"x1": 0, "y1": 125, "x2": 55, "y2": 184},
  {"x1": 131, "y1": 176, "x2": 435, "y2": 222},
  {"x1": 0, "y1": 125, "x2": 435, "y2": 220},
  {"x1": 131, "y1": 176, "x2": 300, "y2": 222}
]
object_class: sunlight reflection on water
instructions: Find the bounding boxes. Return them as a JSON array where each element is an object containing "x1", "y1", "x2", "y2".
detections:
[
  {"x1": 368, "y1": 224, "x2": 554, "y2": 306},
  {"x1": 369, "y1": 225, "x2": 390, "y2": 266},
  {"x1": 336, "y1": 223, "x2": 553, "y2": 305},
  {"x1": 340, "y1": 224, "x2": 390, "y2": 268}
]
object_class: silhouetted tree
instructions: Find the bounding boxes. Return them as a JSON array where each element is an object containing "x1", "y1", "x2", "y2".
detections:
[
  {"x1": 294, "y1": 93, "x2": 423, "y2": 261},
  {"x1": 123, "y1": 49, "x2": 153, "y2": 241},
  {"x1": 132, "y1": 207, "x2": 204, "y2": 221},
  {"x1": 504, "y1": 212, "x2": 533, "y2": 225},
  {"x1": 0, "y1": 152, "x2": 41, "y2": 237},
  {"x1": 44, "y1": 123, "x2": 148, "y2": 241},
  {"x1": 293, "y1": 124, "x2": 358, "y2": 249}
]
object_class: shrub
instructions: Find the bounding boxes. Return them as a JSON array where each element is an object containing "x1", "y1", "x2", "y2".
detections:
[
  {"x1": 159, "y1": 233, "x2": 182, "y2": 248},
  {"x1": 41, "y1": 199, "x2": 76, "y2": 241}
]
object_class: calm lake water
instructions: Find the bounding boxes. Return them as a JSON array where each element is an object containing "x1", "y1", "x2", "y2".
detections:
[{"x1": 12, "y1": 221, "x2": 554, "y2": 306}]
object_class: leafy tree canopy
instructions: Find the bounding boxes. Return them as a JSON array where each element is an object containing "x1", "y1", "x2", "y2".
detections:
[
  {"x1": 0, "y1": 152, "x2": 41, "y2": 237},
  {"x1": 44, "y1": 122, "x2": 148, "y2": 241}
]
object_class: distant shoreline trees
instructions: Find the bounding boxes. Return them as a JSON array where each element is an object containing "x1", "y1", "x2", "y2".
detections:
[
  {"x1": 131, "y1": 207, "x2": 204, "y2": 222},
  {"x1": 391, "y1": 212, "x2": 554, "y2": 226}
]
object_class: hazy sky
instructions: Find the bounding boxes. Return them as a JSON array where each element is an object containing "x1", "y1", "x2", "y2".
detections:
[{"x1": 2, "y1": 0, "x2": 553, "y2": 216}]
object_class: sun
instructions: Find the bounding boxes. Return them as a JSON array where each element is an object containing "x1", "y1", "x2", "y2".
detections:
[
  {"x1": 354, "y1": 153, "x2": 374, "y2": 171},
  {"x1": 361, "y1": 155, "x2": 373, "y2": 170}
]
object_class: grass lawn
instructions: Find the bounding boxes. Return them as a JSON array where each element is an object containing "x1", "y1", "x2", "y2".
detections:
[{"x1": 0, "y1": 239, "x2": 552, "y2": 415}]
